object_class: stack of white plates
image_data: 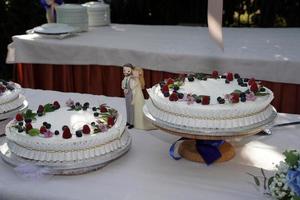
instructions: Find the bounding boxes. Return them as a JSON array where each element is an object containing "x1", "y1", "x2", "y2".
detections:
[
  {"x1": 56, "y1": 4, "x2": 88, "y2": 32},
  {"x1": 32, "y1": 23, "x2": 76, "y2": 39},
  {"x1": 82, "y1": 1, "x2": 110, "y2": 27}
]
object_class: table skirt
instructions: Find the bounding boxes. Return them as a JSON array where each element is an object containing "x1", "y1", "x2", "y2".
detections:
[{"x1": 14, "y1": 64, "x2": 300, "y2": 114}]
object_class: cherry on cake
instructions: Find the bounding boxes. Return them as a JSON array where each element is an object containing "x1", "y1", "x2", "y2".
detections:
[
  {"x1": 5, "y1": 100, "x2": 129, "y2": 162},
  {"x1": 146, "y1": 71, "x2": 274, "y2": 131}
]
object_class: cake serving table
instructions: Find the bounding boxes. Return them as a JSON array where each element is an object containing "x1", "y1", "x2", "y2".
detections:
[{"x1": 143, "y1": 105, "x2": 277, "y2": 164}]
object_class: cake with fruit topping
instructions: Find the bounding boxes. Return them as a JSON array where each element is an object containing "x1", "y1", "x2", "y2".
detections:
[
  {"x1": 146, "y1": 71, "x2": 274, "y2": 131},
  {"x1": 0, "y1": 80, "x2": 25, "y2": 114},
  {"x1": 5, "y1": 99, "x2": 129, "y2": 162}
]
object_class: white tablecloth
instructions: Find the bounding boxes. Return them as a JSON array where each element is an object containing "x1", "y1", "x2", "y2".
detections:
[
  {"x1": 0, "y1": 88, "x2": 300, "y2": 200},
  {"x1": 6, "y1": 25, "x2": 300, "y2": 84}
]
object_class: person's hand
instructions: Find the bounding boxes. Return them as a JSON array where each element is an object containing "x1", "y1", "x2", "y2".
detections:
[{"x1": 124, "y1": 89, "x2": 128, "y2": 94}]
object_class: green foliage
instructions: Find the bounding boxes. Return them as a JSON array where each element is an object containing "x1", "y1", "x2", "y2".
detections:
[
  {"x1": 268, "y1": 176, "x2": 274, "y2": 189},
  {"x1": 23, "y1": 109, "x2": 37, "y2": 120},
  {"x1": 249, "y1": 151, "x2": 300, "y2": 199},
  {"x1": 247, "y1": 172, "x2": 260, "y2": 186},
  {"x1": 255, "y1": 92, "x2": 270, "y2": 96},
  {"x1": 283, "y1": 150, "x2": 300, "y2": 168},
  {"x1": 194, "y1": 73, "x2": 208, "y2": 80},
  {"x1": 0, "y1": 0, "x2": 300, "y2": 80},
  {"x1": 28, "y1": 128, "x2": 40, "y2": 136},
  {"x1": 0, "y1": 0, "x2": 45, "y2": 79},
  {"x1": 44, "y1": 104, "x2": 55, "y2": 113}
]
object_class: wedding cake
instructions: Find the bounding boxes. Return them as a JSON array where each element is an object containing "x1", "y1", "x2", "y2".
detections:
[
  {"x1": 146, "y1": 71, "x2": 274, "y2": 132},
  {"x1": 0, "y1": 80, "x2": 25, "y2": 115},
  {"x1": 5, "y1": 100, "x2": 130, "y2": 162}
]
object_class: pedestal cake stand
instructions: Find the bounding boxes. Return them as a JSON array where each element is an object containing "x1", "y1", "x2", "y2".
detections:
[{"x1": 143, "y1": 105, "x2": 277, "y2": 164}]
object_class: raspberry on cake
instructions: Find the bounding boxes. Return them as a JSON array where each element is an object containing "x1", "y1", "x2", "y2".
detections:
[
  {"x1": 146, "y1": 71, "x2": 274, "y2": 131},
  {"x1": 5, "y1": 100, "x2": 129, "y2": 162}
]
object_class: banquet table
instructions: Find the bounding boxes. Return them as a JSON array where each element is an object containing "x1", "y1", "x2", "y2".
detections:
[
  {"x1": 0, "y1": 88, "x2": 300, "y2": 200},
  {"x1": 6, "y1": 25, "x2": 300, "y2": 114},
  {"x1": 7, "y1": 25, "x2": 300, "y2": 84}
]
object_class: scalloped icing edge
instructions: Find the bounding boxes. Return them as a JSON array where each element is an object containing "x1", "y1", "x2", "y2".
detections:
[
  {"x1": 145, "y1": 100, "x2": 274, "y2": 129},
  {"x1": 0, "y1": 83, "x2": 22, "y2": 105},
  {"x1": 5, "y1": 113, "x2": 126, "y2": 152},
  {"x1": 7, "y1": 128, "x2": 130, "y2": 162},
  {"x1": 0, "y1": 95, "x2": 25, "y2": 114}
]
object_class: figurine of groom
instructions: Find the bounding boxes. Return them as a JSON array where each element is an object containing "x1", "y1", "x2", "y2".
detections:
[{"x1": 121, "y1": 64, "x2": 134, "y2": 129}]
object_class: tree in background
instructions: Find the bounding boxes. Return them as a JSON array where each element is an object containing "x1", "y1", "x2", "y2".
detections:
[
  {"x1": 0, "y1": 0, "x2": 299, "y2": 80},
  {"x1": 0, "y1": 0, "x2": 11, "y2": 79},
  {"x1": 0, "y1": 0, "x2": 45, "y2": 80}
]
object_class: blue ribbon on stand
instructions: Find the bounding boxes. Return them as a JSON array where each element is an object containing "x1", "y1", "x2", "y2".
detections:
[
  {"x1": 169, "y1": 137, "x2": 186, "y2": 160},
  {"x1": 169, "y1": 138, "x2": 224, "y2": 165},
  {"x1": 195, "y1": 140, "x2": 224, "y2": 165}
]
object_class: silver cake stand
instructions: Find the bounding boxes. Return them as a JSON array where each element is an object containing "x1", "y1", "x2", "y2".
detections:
[
  {"x1": 143, "y1": 104, "x2": 277, "y2": 163},
  {"x1": 0, "y1": 130, "x2": 131, "y2": 175},
  {"x1": 0, "y1": 100, "x2": 28, "y2": 136}
]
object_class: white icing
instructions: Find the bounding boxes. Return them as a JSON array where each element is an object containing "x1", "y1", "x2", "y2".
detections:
[
  {"x1": 146, "y1": 99, "x2": 274, "y2": 131},
  {"x1": 7, "y1": 130, "x2": 130, "y2": 162},
  {"x1": 0, "y1": 83, "x2": 22, "y2": 104},
  {"x1": 5, "y1": 105, "x2": 127, "y2": 161},
  {"x1": 0, "y1": 95, "x2": 25, "y2": 114},
  {"x1": 147, "y1": 78, "x2": 274, "y2": 130}
]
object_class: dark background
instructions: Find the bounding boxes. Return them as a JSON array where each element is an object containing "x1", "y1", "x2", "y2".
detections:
[{"x1": 1, "y1": 0, "x2": 300, "y2": 80}]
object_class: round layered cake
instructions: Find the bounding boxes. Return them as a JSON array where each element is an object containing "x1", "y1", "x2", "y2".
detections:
[
  {"x1": 5, "y1": 100, "x2": 130, "y2": 163},
  {"x1": 0, "y1": 80, "x2": 25, "y2": 114},
  {"x1": 146, "y1": 72, "x2": 275, "y2": 133}
]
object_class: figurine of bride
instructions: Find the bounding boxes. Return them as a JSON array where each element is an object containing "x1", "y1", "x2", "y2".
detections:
[{"x1": 131, "y1": 67, "x2": 156, "y2": 130}]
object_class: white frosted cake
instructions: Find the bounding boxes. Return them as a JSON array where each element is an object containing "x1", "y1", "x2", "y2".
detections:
[
  {"x1": 146, "y1": 72, "x2": 274, "y2": 131},
  {"x1": 0, "y1": 80, "x2": 25, "y2": 114},
  {"x1": 5, "y1": 100, "x2": 129, "y2": 162}
]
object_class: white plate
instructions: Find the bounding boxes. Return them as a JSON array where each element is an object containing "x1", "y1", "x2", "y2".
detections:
[
  {"x1": 33, "y1": 23, "x2": 76, "y2": 35},
  {"x1": 35, "y1": 33, "x2": 75, "y2": 39}
]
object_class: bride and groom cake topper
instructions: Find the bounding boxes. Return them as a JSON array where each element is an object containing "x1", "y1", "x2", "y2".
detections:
[{"x1": 121, "y1": 64, "x2": 155, "y2": 130}]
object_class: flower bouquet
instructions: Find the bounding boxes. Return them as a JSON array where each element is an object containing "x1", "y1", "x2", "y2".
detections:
[{"x1": 249, "y1": 150, "x2": 300, "y2": 200}]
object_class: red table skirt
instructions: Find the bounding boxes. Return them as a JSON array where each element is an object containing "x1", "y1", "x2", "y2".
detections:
[{"x1": 15, "y1": 64, "x2": 300, "y2": 114}]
